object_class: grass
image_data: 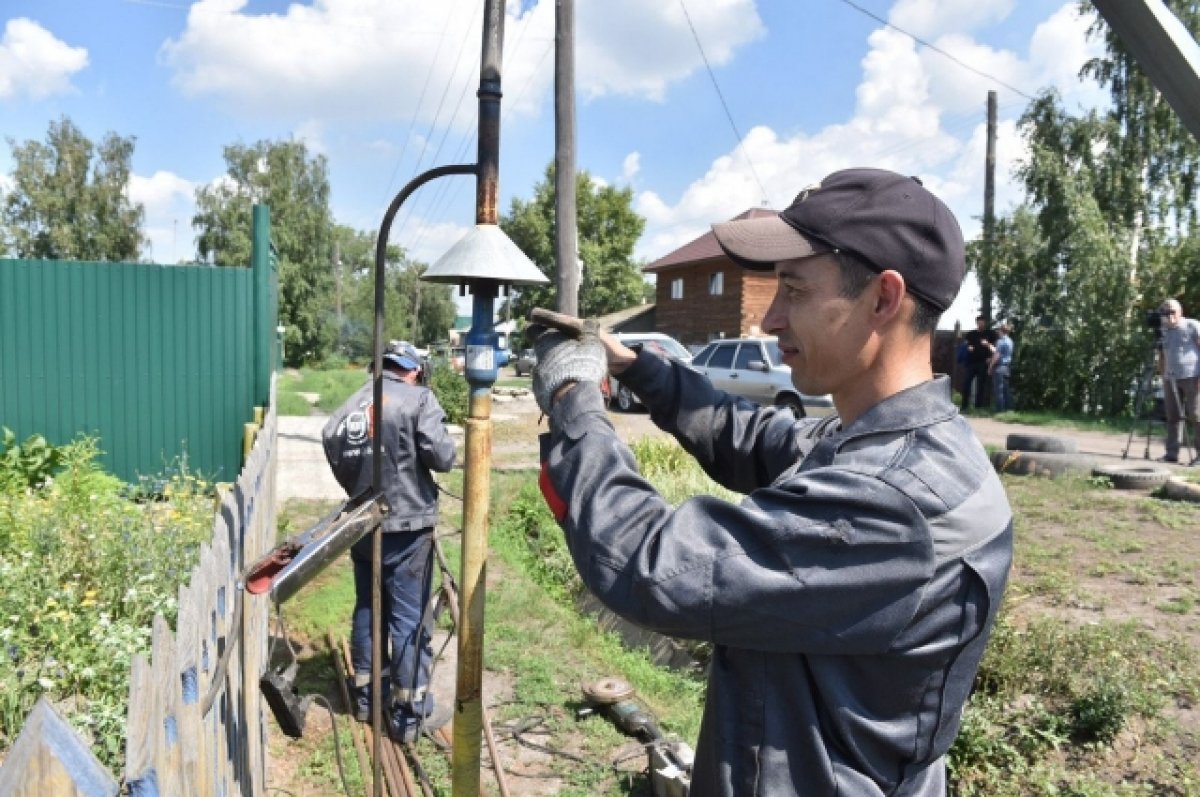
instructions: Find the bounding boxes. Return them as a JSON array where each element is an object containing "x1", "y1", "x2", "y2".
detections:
[
  {"x1": 962, "y1": 407, "x2": 1142, "y2": 435},
  {"x1": 274, "y1": 428, "x2": 1200, "y2": 796},
  {"x1": 278, "y1": 366, "x2": 371, "y2": 415},
  {"x1": 277, "y1": 467, "x2": 705, "y2": 795}
]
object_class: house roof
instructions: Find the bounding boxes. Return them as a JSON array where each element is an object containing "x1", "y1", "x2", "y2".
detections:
[
  {"x1": 594, "y1": 302, "x2": 655, "y2": 331},
  {"x1": 643, "y1": 206, "x2": 778, "y2": 273}
]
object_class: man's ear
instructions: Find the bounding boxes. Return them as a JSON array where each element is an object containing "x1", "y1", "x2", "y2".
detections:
[{"x1": 872, "y1": 270, "x2": 907, "y2": 324}]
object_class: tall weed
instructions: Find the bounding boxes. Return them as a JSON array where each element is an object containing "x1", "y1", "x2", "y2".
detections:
[{"x1": 0, "y1": 437, "x2": 213, "y2": 771}]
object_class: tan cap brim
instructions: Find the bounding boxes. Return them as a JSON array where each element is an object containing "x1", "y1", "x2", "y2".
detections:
[{"x1": 711, "y1": 215, "x2": 832, "y2": 270}]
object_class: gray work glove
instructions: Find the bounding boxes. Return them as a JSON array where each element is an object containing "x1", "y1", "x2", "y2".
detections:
[{"x1": 528, "y1": 320, "x2": 607, "y2": 414}]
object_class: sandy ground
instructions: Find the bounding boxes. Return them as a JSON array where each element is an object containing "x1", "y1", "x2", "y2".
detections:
[{"x1": 277, "y1": 391, "x2": 1195, "y2": 502}]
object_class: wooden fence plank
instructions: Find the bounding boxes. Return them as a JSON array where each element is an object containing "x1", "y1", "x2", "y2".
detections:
[
  {"x1": 0, "y1": 698, "x2": 118, "y2": 797},
  {"x1": 175, "y1": 582, "x2": 201, "y2": 797},
  {"x1": 123, "y1": 654, "x2": 157, "y2": 795},
  {"x1": 152, "y1": 615, "x2": 183, "y2": 797}
]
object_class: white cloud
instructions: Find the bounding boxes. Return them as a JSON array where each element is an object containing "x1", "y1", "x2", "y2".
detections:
[
  {"x1": 577, "y1": 0, "x2": 764, "y2": 102},
  {"x1": 621, "y1": 152, "x2": 641, "y2": 184},
  {"x1": 294, "y1": 119, "x2": 326, "y2": 155},
  {"x1": 161, "y1": 0, "x2": 763, "y2": 124},
  {"x1": 890, "y1": 0, "x2": 1014, "y2": 39},
  {"x1": 128, "y1": 171, "x2": 198, "y2": 263},
  {"x1": 1027, "y1": 3, "x2": 1107, "y2": 110},
  {"x1": 0, "y1": 18, "x2": 88, "y2": 100},
  {"x1": 632, "y1": 1, "x2": 1102, "y2": 331}
]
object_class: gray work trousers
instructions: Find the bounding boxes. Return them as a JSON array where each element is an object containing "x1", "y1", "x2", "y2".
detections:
[{"x1": 1163, "y1": 376, "x2": 1199, "y2": 460}]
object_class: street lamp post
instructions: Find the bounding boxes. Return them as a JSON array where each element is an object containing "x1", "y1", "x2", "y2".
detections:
[{"x1": 368, "y1": 3, "x2": 546, "y2": 796}]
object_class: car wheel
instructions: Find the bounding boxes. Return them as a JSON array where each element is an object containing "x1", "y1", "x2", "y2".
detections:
[
  {"x1": 776, "y1": 394, "x2": 805, "y2": 418},
  {"x1": 616, "y1": 383, "x2": 638, "y2": 413}
]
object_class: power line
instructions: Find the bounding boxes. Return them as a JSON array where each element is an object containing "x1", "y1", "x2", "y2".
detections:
[
  {"x1": 393, "y1": 0, "x2": 484, "y2": 239},
  {"x1": 376, "y1": 0, "x2": 462, "y2": 217},
  {"x1": 835, "y1": 0, "x2": 1037, "y2": 101},
  {"x1": 406, "y1": 37, "x2": 556, "y2": 261},
  {"x1": 678, "y1": 0, "x2": 771, "y2": 205}
]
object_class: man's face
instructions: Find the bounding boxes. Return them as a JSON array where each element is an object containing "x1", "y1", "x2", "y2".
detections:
[
  {"x1": 1163, "y1": 305, "x2": 1182, "y2": 329},
  {"x1": 976, "y1": 318, "x2": 987, "y2": 331},
  {"x1": 761, "y1": 254, "x2": 873, "y2": 398}
]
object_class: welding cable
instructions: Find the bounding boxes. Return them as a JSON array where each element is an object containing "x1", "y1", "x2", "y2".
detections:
[
  {"x1": 435, "y1": 481, "x2": 463, "y2": 502},
  {"x1": 310, "y1": 694, "x2": 356, "y2": 797}
]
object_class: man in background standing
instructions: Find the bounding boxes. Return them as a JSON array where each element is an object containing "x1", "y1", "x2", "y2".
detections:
[
  {"x1": 988, "y1": 321, "x2": 1014, "y2": 413},
  {"x1": 1157, "y1": 299, "x2": 1200, "y2": 465},
  {"x1": 961, "y1": 315, "x2": 996, "y2": 412},
  {"x1": 322, "y1": 343, "x2": 457, "y2": 741}
]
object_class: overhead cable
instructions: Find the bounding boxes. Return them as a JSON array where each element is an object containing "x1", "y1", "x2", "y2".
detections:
[
  {"x1": 678, "y1": 0, "x2": 771, "y2": 206},
  {"x1": 835, "y1": 0, "x2": 1036, "y2": 101}
]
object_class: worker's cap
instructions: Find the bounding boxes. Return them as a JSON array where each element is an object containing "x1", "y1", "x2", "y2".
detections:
[
  {"x1": 383, "y1": 341, "x2": 421, "y2": 371},
  {"x1": 711, "y1": 167, "x2": 965, "y2": 312}
]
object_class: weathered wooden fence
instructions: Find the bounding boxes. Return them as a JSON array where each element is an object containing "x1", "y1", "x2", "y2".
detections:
[{"x1": 0, "y1": 385, "x2": 278, "y2": 797}]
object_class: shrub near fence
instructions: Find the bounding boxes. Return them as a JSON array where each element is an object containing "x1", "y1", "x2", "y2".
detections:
[{"x1": 0, "y1": 384, "x2": 278, "y2": 797}]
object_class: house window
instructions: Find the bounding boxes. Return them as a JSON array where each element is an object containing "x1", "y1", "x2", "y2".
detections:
[
  {"x1": 709, "y1": 271, "x2": 724, "y2": 295},
  {"x1": 670, "y1": 278, "x2": 684, "y2": 300}
]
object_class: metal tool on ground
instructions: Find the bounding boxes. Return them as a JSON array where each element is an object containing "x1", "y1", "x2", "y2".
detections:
[{"x1": 579, "y1": 677, "x2": 694, "y2": 797}]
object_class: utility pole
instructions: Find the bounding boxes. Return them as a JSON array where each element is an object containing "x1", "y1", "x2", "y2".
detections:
[
  {"x1": 555, "y1": 0, "x2": 579, "y2": 316},
  {"x1": 981, "y1": 90, "x2": 997, "y2": 322}
]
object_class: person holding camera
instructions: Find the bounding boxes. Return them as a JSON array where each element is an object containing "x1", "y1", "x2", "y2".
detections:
[{"x1": 1157, "y1": 299, "x2": 1200, "y2": 465}]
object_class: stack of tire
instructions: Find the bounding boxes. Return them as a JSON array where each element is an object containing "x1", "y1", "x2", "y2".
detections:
[
  {"x1": 990, "y1": 433, "x2": 1177, "y2": 491},
  {"x1": 990, "y1": 434, "x2": 1095, "y2": 479}
]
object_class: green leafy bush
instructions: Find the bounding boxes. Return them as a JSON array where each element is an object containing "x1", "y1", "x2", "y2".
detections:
[
  {"x1": 429, "y1": 364, "x2": 468, "y2": 426},
  {"x1": 0, "y1": 427, "x2": 65, "y2": 491},
  {"x1": 0, "y1": 438, "x2": 213, "y2": 771}
]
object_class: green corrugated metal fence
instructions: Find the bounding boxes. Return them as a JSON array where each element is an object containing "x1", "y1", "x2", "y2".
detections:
[{"x1": 0, "y1": 205, "x2": 276, "y2": 484}]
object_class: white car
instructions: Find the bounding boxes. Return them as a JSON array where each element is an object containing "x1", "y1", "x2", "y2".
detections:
[
  {"x1": 608, "y1": 333, "x2": 694, "y2": 412},
  {"x1": 691, "y1": 337, "x2": 833, "y2": 418}
]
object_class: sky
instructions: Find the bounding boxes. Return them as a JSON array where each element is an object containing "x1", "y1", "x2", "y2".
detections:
[{"x1": 0, "y1": 0, "x2": 1112, "y2": 328}]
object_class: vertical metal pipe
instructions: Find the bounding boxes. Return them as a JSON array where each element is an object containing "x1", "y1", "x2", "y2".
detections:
[
  {"x1": 981, "y1": 90, "x2": 997, "y2": 322},
  {"x1": 554, "y1": 0, "x2": 579, "y2": 316},
  {"x1": 370, "y1": 186, "x2": 388, "y2": 797},
  {"x1": 453, "y1": 3, "x2": 505, "y2": 795},
  {"x1": 368, "y1": 161, "x2": 473, "y2": 797}
]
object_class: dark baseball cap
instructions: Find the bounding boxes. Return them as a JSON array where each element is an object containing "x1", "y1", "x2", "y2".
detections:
[
  {"x1": 383, "y1": 341, "x2": 421, "y2": 371},
  {"x1": 711, "y1": 167, "x2": 965, "y2": 311}
]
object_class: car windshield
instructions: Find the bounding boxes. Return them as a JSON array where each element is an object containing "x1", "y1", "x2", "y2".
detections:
[
  {"x1": 638, "y1": 337, "x2": 690, "y2": 361},
  {"x1": 765, "y1": 340, "x2": 786, "y2": 366}
]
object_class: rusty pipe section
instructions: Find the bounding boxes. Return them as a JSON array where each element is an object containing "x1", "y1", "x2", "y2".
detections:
[
  {"x1": 452, "y1": 404, "x2": 493, "y2": 797},
  {"x1": 475, "y1": 0, "x2": 504, "y2": 225}
]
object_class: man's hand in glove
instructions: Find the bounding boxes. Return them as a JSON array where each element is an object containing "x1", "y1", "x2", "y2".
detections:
[{"x1": 528, "y1": 319, "x2": 608, "y2": 414}]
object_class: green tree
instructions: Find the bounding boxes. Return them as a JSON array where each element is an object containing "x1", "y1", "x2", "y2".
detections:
[
  {"x1": 502, "y1": 163, "x2": 647, "y2": 319},
  {"x1": 1, "y1": 116, "x2": 145, "y2": 261},
  {"x1": 330, "y1": 224, "x2": 457, "y2": 359},
  {"x1": 985, "y1": 1, "x2": 1200, "y2": 416},
  {"x1": 193, "y1": 140, "x2": 335, "y2": 365}
]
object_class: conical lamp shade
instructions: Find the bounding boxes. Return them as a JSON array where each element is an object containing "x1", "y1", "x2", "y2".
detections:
[{"x1": 421, "y1": 224, "x2": 549, "y2": 285}]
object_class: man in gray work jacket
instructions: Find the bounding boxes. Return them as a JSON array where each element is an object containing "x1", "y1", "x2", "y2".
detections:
[
  {"x1": 529, "y1": 168, "x2": 1012, "y2": 795},
  {"x1": 323, "y1": 343, "x2": 456, "y2": 742}
]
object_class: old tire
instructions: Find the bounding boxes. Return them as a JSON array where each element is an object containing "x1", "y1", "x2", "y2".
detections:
[
  {"x1": 1005, "y1": 433, "x2": 1078, "y2": 454},
  {"x1": 1162, "y1": 477, "x2": 1200, "y2": 503},
  {"x1": 1091, "y1": 465, "x2": 1172, "y2": 490},
  {"x1": 990, "y1": 449, "x2": 1095, "y2": 478}
]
